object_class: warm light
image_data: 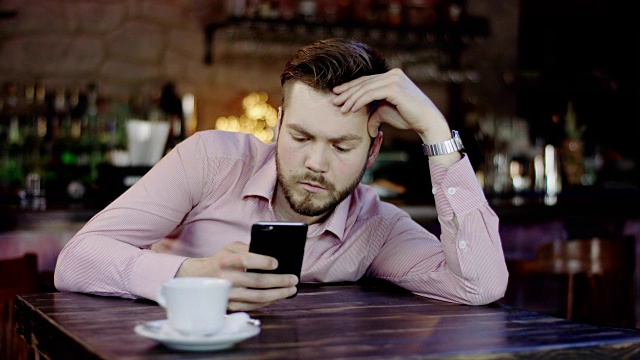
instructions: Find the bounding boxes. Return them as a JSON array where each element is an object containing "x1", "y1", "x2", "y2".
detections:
[
  {"x1": 182, "y1": 93, "x2": 195, "y2": 117},
  {"x1": 218, "y1": 91, "x2": 278, "y2": 143},
  {"x1": 265, "y1": 107, "x2": 278, "y2": 127},
  {"x1": 215, "y1": 117, "x2": 228, "y2": 130},
  {"x1": 242, "y1": 92, "x2": 260, "y2": 109},
  {"x1": 246, "y1": 104, "x2": 266, "y2": 119},
  {"x1": 227, "y1": 116, "x2": 240, "y2": 132},
  {"x1": 264, "y1": 128, "x2": 274, "y2": 142}
]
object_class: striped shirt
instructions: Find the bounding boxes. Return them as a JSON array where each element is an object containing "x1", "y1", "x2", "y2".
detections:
[{"x1": 55, "y1": 130, "x2": 508, "y2": 305}]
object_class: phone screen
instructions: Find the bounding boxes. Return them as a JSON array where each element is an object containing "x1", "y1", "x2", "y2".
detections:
[{"x1": 248, "y1": 222, "x2": 308, "y2": 298}]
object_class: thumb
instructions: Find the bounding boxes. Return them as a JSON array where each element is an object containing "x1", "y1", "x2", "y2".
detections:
[{"x1": 368, "y1": 113, "x2": 382, "y2": 138}]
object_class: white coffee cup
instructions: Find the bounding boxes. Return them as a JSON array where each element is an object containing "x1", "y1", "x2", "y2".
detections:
[{"x1": 156, "y1": 277, "x2": 232, "y2": 336}]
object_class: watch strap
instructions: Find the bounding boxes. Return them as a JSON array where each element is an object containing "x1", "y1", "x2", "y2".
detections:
[{"x1": 422, "y1": 130, "x2": 464, "y2": 156}]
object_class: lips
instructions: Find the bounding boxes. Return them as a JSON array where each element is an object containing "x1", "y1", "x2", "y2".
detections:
[{"x1": 300, "y1": 181, "x2": 325, "y2": 193}]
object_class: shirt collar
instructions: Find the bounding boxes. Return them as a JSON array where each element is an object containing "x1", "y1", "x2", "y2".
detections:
[
  {"x1": 312, "y1": 194, "x2": 350, "y2": 242},
  {"x1": 242, "y1": 154, "x2": 278, "y2": 206},
  {"x1": 241, "y1": 154, "x2": 350, "y2": 242}
]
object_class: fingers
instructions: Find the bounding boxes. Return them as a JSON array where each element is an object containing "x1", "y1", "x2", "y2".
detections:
[
  {"x1": 333, "y1": 77, "x2": 395, "y2": 114},
  {"x1": 224, "y1": 241, "x2": 249, "y2": 253},
  {"x1": 332, "y1": 75, "x2": 371, "y2": 94},
  {"x1": 228, "y1": 300, "x2": 274, "y2": 312},
  {"x1": 220, "y1": 241, "x2": 279, "y2": 271},
  {"x1": 177, "y1": 242, "x2": 299, "y2": 312},
  {"x1": 224, "y1": 271, "x2": 298, "y2": 290},
  {"x1": 332, "y1": 69, "x2": 406, "y2": 113},
  {"x1": 227, "y1": 283, "x2": 298, "y2": 311},
  {"x1": 229, "y1": 285, "x2": 297, "y2": 304},
  {"x1": 221, "y1": 264, "x2": 299, "y2": 311},
  {"x1": 218, "y1": 251, "x2": 278, "y2": 272}
]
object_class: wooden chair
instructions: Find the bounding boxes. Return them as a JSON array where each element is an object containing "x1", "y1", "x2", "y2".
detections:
[
  {"x1": 505, "y1": 236, "x2": 636, "y2": 328},
  {"x1": 0, "y1": 253, "x2": 39, "y2": 360}
]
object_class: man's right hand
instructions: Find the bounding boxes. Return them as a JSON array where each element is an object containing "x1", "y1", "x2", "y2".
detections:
[{"x1": 175, "y1": 241, "x2": 298, "y2": 311}]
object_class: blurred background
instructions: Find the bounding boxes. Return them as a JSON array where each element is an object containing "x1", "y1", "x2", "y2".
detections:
[{"x1": 0, "y1": 0, "x2": 638, "y2": 329}]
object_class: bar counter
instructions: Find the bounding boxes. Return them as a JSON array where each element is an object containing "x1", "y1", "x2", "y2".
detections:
[
  {"x1": 3, "y1": 189, "x2": 640, "y2": 272},
  {"x1": 5, "y1": 186, "x2": 640, "y2": 228},
  {"x1": 15, "y1": 280, "x2": 640, "y2": 359}
]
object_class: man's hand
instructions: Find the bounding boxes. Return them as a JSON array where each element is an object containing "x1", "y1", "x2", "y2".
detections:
[
  {"x1": 332, "y1": 68, "x2": 461, "y2": 167},
  {"x1": 175, "y1": 242, "x2": 298, "y2": 311},
  {"x1": 332, "y1": 68, "x2": 451, "y2": 144}
]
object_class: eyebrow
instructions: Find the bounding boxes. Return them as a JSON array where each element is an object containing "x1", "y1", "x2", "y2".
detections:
[{"x1": 287, "y1": 123, "x2": 363, "y2": 143}]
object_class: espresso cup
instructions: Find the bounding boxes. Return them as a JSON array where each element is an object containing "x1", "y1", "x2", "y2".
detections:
[{"x1": 156, "y1": 277, "x2": 232, "y2": 336}]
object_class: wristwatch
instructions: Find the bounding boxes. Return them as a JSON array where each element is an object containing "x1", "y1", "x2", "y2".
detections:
[{"x1": 422, "y1": 130, "x2": 465, "y2": 156}]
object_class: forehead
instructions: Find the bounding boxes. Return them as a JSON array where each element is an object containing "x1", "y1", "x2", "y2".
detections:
[{"x1": 283, "y1": 82, "x2": 369, "y2": 138}]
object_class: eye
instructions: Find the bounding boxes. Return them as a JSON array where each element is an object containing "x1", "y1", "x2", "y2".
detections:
[
  {"x1": 292, "y1": 135, "x2": 308, "y2": 142},
  {"x1": 334, "y1": 145, "x2": 351, "y2": 153}
]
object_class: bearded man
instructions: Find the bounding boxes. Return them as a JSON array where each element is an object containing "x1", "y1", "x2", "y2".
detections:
[{"x1": 55, "y1": 38, "x2": 508, "y2": 310}]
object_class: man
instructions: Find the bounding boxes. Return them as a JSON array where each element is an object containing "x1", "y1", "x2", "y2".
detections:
[{"x1": 55, "y1": 38, "x2": 508, "y2": 311}]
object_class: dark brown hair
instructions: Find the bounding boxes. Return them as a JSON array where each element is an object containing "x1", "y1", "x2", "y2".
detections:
[{"x1": 280, "y1": 38, "x2": 389, "y2": 112}]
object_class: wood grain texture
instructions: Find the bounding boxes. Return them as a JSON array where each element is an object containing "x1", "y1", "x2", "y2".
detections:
[{"x1": 15, "y1": 280, "x2": 640, "y2": 359}]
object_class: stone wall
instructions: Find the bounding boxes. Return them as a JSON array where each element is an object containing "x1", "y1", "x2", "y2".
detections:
[{"x1": 0, "y1": 0, "x2": 517, "y2": 132}]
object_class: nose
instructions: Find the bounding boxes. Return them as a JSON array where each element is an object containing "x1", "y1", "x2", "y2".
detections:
[{"x1": 303, "y1": 144, "x2": 329, "y2": 173}]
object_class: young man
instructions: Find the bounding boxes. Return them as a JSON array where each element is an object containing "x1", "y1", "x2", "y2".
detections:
[{"x1": 55, "y1": 38, "x2": 508, "y2": 311}]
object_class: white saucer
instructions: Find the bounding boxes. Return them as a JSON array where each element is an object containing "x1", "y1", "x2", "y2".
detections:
[{"x1": 134, "y1": 314, "x2": 261, "y2": 351}]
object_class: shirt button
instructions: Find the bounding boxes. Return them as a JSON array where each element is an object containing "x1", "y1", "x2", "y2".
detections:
[
  {"x1": 447, "y1": 187, "x2": 457, "y2": 195},
  {"x1": 458, "y1": 240, "x2": 467, "y2": 250},
  {"x1": 432, "y1": 187, "x2": 437, "y2": 195}
]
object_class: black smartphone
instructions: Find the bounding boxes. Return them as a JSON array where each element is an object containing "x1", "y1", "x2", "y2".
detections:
[{"x1": 248, "y1": 221, "x2": 308, "y2": 298}]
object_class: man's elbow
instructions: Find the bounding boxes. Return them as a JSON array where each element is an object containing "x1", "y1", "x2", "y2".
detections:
[
  {"x1": 53, "y1": 260, "x2": 74, "y2": 292},
  {"x1": 466, "y1": 270, "x2": 509, "y2": 306}
]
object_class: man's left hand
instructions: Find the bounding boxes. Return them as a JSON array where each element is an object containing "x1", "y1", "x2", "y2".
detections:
[{"x1": 332, "y1": 68, "x2": 449, "y2": 143}]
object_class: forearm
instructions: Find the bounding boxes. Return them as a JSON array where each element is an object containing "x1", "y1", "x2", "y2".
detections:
[
  {"x1": 54, "y1": 233, "x2": 186, "y2": 300},
  {"x1": 429, "y1": 156, "x2": 507, "y2": 303},
  {"x1": 434, "y1": 206, "x2": 508, "y2": 305}
]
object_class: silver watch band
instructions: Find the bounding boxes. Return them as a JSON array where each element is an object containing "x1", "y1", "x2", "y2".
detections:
[{"x1": 422, "y1": 130, "x2": 465, "y2": 156}]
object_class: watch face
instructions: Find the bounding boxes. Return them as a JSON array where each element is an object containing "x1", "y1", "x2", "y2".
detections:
[{"x1": 452, "y1": 130, "x2": 464, "y2": 150}]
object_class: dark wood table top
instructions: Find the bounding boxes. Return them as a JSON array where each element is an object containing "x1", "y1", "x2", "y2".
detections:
[{"x1": 15, "y1": 280, "x2": 640, "y2": 359}]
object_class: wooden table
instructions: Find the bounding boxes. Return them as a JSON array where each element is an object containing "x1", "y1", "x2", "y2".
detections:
[{"x1": 15, "y1": 280, "x2": 640, "y2": 359}]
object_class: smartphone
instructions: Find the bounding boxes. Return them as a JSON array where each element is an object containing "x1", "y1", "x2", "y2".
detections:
[{"x1": 248, "y1": 221, "x2": 308, "y2": 298}]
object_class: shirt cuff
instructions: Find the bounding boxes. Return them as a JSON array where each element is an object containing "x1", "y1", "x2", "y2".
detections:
[
  {"x1": 130, "y1": 251, "x2": 187, "y2": 301},
  {"x1": 429, "y1": 155, "x2": 487, "y2": 217}
]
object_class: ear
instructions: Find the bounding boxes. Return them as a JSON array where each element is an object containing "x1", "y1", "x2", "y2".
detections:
[{"x1": 366, "y1": 131, "x2": 383, "y2": 168}]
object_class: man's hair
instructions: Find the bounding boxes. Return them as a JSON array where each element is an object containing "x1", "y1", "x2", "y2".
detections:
[{"x1": 280, "y1": 38, "x2": 390, "y2": 112}]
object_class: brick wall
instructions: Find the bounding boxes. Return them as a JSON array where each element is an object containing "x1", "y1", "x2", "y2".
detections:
[{"x1": 0, "y1": 0, "x2": 517, "y2": 132}]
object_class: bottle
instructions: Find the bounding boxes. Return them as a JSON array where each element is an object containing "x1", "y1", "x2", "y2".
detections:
[
  {"x1": 561, "y1": 101, "x2": 585, "y2": 186},
  {"x1": 19, "y1": 171, "x2": 46, "y2": 211},
  {"x1": 298, "y1": 0, "x2": 317, "y2": 22},
  {"x1": 387, "y1": 0, "x2": 403, "y2": 26},
  {"x1": 2, "y1": 83, "x2": 21, "y2": 146},
  {"x1": 159, "y1": 82, "x2": 185, "y2": 153},
  {"x1": 404, "y1": 0, "x2": 438, "y2": 27},
  {"x1": 0, "y1": 83, "x2": 24, "y2": 202}
]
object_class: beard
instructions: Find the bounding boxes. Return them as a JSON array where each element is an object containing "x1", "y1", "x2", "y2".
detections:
[{"x1": 276, "y1": 152, "x2": 367, "y2": 217}]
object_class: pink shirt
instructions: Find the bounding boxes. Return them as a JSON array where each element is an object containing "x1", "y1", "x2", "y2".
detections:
[{"x1": 55, "y1": 130, "x2": 508, "y2": 305}]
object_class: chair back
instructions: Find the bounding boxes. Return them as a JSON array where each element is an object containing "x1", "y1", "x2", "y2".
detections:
[
  {"x1": 537, "y1": 236, "x2": 635, "y2": 327},
  {"x1": 0, "y1": 253, "x2": 38, "y2": 360}
]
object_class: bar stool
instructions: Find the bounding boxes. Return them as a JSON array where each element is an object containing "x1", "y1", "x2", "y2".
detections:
[
  {"x1": 505, "y1": 236, "x2": 636, "y2": 328},
  {"x1": 0, "y1": 253, "x2": 38, "y2": 360}
]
